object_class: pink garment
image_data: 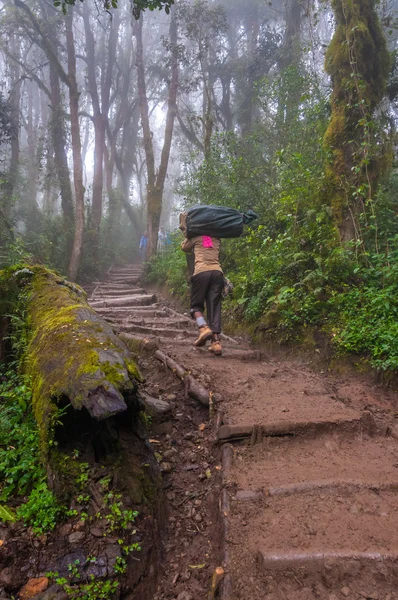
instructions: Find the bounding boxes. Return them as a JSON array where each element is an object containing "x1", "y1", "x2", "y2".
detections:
[{"x1": 202, "y1": 236, "x2": 214, "y2": 248}]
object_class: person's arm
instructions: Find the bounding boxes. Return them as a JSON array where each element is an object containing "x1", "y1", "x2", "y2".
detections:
[{"x1": 181, "y1": 237, "x2": 194, "y2": 253}]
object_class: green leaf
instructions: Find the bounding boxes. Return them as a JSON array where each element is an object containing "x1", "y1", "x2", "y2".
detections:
[{"x1": 0, "y1": 505, "x2": 16, "y2": 522}]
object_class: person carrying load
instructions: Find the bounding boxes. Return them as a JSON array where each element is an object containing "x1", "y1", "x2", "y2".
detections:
[
  {"x1": 181, "y1": 233, "x2": 224, "y2": 355},
  {"x1": 180, "y1": 205, "x2": 257, "y2": 356}
]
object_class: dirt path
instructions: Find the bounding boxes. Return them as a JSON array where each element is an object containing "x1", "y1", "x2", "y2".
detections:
[{"x1": 89, "y1": 264, "x2": 398, "y2": 600}]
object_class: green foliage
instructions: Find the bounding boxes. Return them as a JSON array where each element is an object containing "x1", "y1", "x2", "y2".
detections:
[
  {"x1": 0, "y1": 368, "x2": 65, "y2": 532},
  {"x1": 150, "y1": 63, "x2": 398, "y2": 376},
  {"x1": 55, "y1": 0, "x2": 174, "y2": 18},
  {"x1": 48, "y1": 571, "x2": 119, "y2": 600},
  {"x1": 17, "y1": 482, "x2": 64, "y2": 534},
  {"x1": 103, "y1": 490, "x2": 139, "y2": 532},
  {"x1": 146, "y1": 232, "x2": 190, "y2": 300}
]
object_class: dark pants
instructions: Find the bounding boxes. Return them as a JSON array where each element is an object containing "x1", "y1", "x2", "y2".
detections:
[{"x1": 190, "y1": 270, "x2": 223, "y2": 334}]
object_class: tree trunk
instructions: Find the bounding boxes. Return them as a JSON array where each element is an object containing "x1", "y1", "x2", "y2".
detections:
[
  {"x1": 49, "y1": 66, "x2": 75, "y2": 256},
  {"x1": 324, "y1": 0, "x2": 390, "y2": 242},
  {"x1": 65, "y1": 8, "x2": 85, "y2": 281},
  {"x1": 134, "y1": 10, "x2": 178, "y2": 257},
  {"x1": 13, "y1": 0, "x2": 84, "y2": 276},
  {"x1": 83, "y1": 2, "x2": 104, "y2": 233},
  {"x1": 5, "y1": 29, "x2": 21, "y2": 207}
]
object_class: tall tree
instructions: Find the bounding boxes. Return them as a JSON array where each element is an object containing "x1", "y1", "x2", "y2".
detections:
[
  {"x1": 134, "y1": 8, "x2": 178, "y2": 256},
  {"x1": 324, "y1": 0, "x2": 390, "y2": 242},
  {"x1": 14, "y1": 0, "x2": 85, "y2": 279}
]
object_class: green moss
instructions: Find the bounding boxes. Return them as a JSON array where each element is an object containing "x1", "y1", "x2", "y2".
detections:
[
  {"x1": 323, "y1": 0, "x2": 391, "y2": 237},
  {"x1": 17, "y1": 265, "x2": 141, "y2": 456}
]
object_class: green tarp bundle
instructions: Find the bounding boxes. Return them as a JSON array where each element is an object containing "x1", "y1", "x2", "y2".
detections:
[{"x1": 184, "y1": 205, "x2": 258, "y2": 239}]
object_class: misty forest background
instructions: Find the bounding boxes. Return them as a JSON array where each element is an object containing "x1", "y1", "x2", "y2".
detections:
[{"x1": 1, "y1": 0, "x2": 398, "y2": 373}]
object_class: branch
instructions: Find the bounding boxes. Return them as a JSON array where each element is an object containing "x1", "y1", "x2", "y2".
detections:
[
  {"x1": 176, "y1": 110, "x2": 204, "y2": 152},
  {"x1": 13, "y1": 0, "x2": 70, "y2": 88}
]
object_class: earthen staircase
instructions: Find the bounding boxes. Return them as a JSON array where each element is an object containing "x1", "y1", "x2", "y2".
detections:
[{"x1": 89, "y1": 264, "x2": 398, "y2": 600}]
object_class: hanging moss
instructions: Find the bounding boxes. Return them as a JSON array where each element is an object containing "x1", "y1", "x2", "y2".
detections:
[{"x1": 323, "y1": 0, "x2": 391, "y2": 239}]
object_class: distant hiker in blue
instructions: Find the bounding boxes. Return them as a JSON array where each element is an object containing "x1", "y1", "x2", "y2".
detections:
[{"x1": 139, "y1": 232, "x2": 148, "y2": 260}]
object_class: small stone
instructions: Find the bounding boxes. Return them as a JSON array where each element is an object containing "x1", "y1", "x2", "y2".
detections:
[
  {"x1": 184, "y1": 432, "x2": 195, "y2": 440},
  {"x1": 19, "y1": 577, "x2": 49, "y2": 599},
  {"x1": 58, "y1": 523, "x2": 73, "y2": 536},
  {"x1": 90, "y1": 527, "x2": 103, "y2": 538},
  {"x1": 166, "y1": 393, "x2": 177, "y2": 401},
  {"x1": 34, "y1": 584, "x2": 68, "y2": 600},
  {"x1": 194, "y1": 513, "x2": 203, "y2": 523},
  {"x1": 194, "y1": 499, "x2": 202, "y2": 507},
  {"x1": 341, "y1": 588, "x2": 351, "y2": 597},
  {"x1": 0, "y1": 568, "x2": 13, "y2": 587},
  {"x1": 177, "y1": 593, "x2": 193, "y2": 600},
  {"x1": 160, "y1": 462, "x2": 173, "y2": 474},
  {"x1": 163, "y1": 449, "x2": 177, "y2": 459},
  {"x1": 68, "y1": 531, "x2": 85, "y2": 544}
]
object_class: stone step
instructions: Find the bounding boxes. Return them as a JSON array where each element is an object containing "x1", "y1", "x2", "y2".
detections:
[
  {"x1": 105, "y1": 278, "x2": 140, "y2": 285},
  {"x1": 114, "y1": 323, "x2": 197, "y2": 339},
  {"x1": 228, "y1": 487, "x2": 398, "y2": 598},
  {"x1": 223, "y1": 367, "x2": 364, "y2": 430},
  {"x1": 89, "y1": 294, "x2": 156, "y2": 308},
  {"x1": 91, "y1": 282, "x2": 140, "y2": 289},
  {"x1": 107, "y1": 316, "x2": 192, "y2": 328},
  {"x1": 91, "y1": 288, "x2": 146, "y2": 298},
  {"x1": 96, "y1": 309, "x2": 169, "y2": 319},
  {"x1": 229, "y1": 435, "x2": 398, "y2": 495},
  {"x1": 217, "y1": 411, "x2": 374, "y2": 442}
]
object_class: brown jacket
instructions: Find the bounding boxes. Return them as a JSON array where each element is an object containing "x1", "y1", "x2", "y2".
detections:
[{"x1": 181, "y1": 236, "x2": 222, "y2": 277}]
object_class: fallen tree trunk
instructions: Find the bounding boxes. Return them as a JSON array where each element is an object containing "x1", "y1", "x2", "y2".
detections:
[{"x1": 1, "y1": 265, "x2": 141, "y2": 456}]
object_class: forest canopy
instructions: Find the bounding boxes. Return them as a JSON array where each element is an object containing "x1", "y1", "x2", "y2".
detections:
[{"x1": 55, "y1": 0, "x2": 174, "y2": 17}]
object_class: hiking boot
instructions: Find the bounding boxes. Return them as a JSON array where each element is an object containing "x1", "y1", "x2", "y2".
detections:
[
  {"x1": 194, "y1": 326, "x2": 212, "y2": 347},
  {"x1": 208, "y1": 340, "x2": 222, "y2": 356}
]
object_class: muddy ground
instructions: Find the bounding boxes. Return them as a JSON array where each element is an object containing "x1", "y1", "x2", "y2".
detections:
[{"x1": 2, "y1": 264, "x2": 398, "y2": 600}]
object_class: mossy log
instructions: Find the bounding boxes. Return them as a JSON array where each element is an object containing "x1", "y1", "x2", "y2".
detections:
[{"x1": 2, "y1": 265, "x2": 141, "y2": 455}]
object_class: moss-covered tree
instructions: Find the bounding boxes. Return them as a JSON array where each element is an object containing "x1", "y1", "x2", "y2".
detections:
[{"x1": 324, "y1": 0, "x2": 391, "y2": 242}]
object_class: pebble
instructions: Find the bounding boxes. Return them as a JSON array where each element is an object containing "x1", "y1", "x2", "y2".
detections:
[
  {"x1": 160, "y1": 462, "x2": 173, "y2": 474},
  {"x1": 177, "y1": 592, "x2": 193, "y2": 600},
  {"x1": 194, "y1": 513, "x2": 203, "y2": 523},
  {"x1": 90, "y1": 527, "x2": 103, "y2": 538},
  {"x1": 341, "y1": 588, "x2": 351, "y2": 597},
  {"x1": 163, "y1": 449, "x2": 177, "y2": 459},
  {"x1": 166, "y1": 393, "x2": 177, "y2": 401},
  {"x1": 19, "y1": 577, "x2": 49, "y2": 599},
  {"x1": 58, "y1": 523, "x2": 73, "y2": 536},
  {"x1": 68, "y1": 531, "x2": 85, "y2": 544}
]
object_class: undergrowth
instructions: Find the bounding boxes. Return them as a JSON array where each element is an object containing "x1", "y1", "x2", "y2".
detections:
[
  {"x1": 0, "y1": 367, "x2": 64, "y2": 532},
  {"x1": 148, "y1": 67, "x2": 398, "y2": 377}
]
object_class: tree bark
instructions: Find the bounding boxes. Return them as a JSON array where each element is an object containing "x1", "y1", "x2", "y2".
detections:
[
  {"x1": 135, "y1": 10, "x2": 178, "y2": 257},
  {"x1": 5, "y1": 29, "x2": 21, "y2": 207},
  {"x1": 65, "y1": 8, "x2": 85, "y2": 281},
  {"x1": 49, "y1": 65, "x2": 75, "y2": 254},
  {"x1": 13, "y1": 0, "x2": 85, "y2": 279},
  {"x1": 324, "y1": 0, "x2": 390, "y2": 242}
]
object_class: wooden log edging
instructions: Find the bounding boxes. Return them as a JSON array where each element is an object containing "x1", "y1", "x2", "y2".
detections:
[
  {"x1": 256, "y1": 550, "x2": 398, "y2": 574},
  {"x1": 217, "y1": 411, "x2": 376, "y2": 443},
  {"x1": 220, "y1": 443, "x2": 234, "y2": 600},
  {"x1": 154, "y1": 350, "x2": 210, "y2": 406}
]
